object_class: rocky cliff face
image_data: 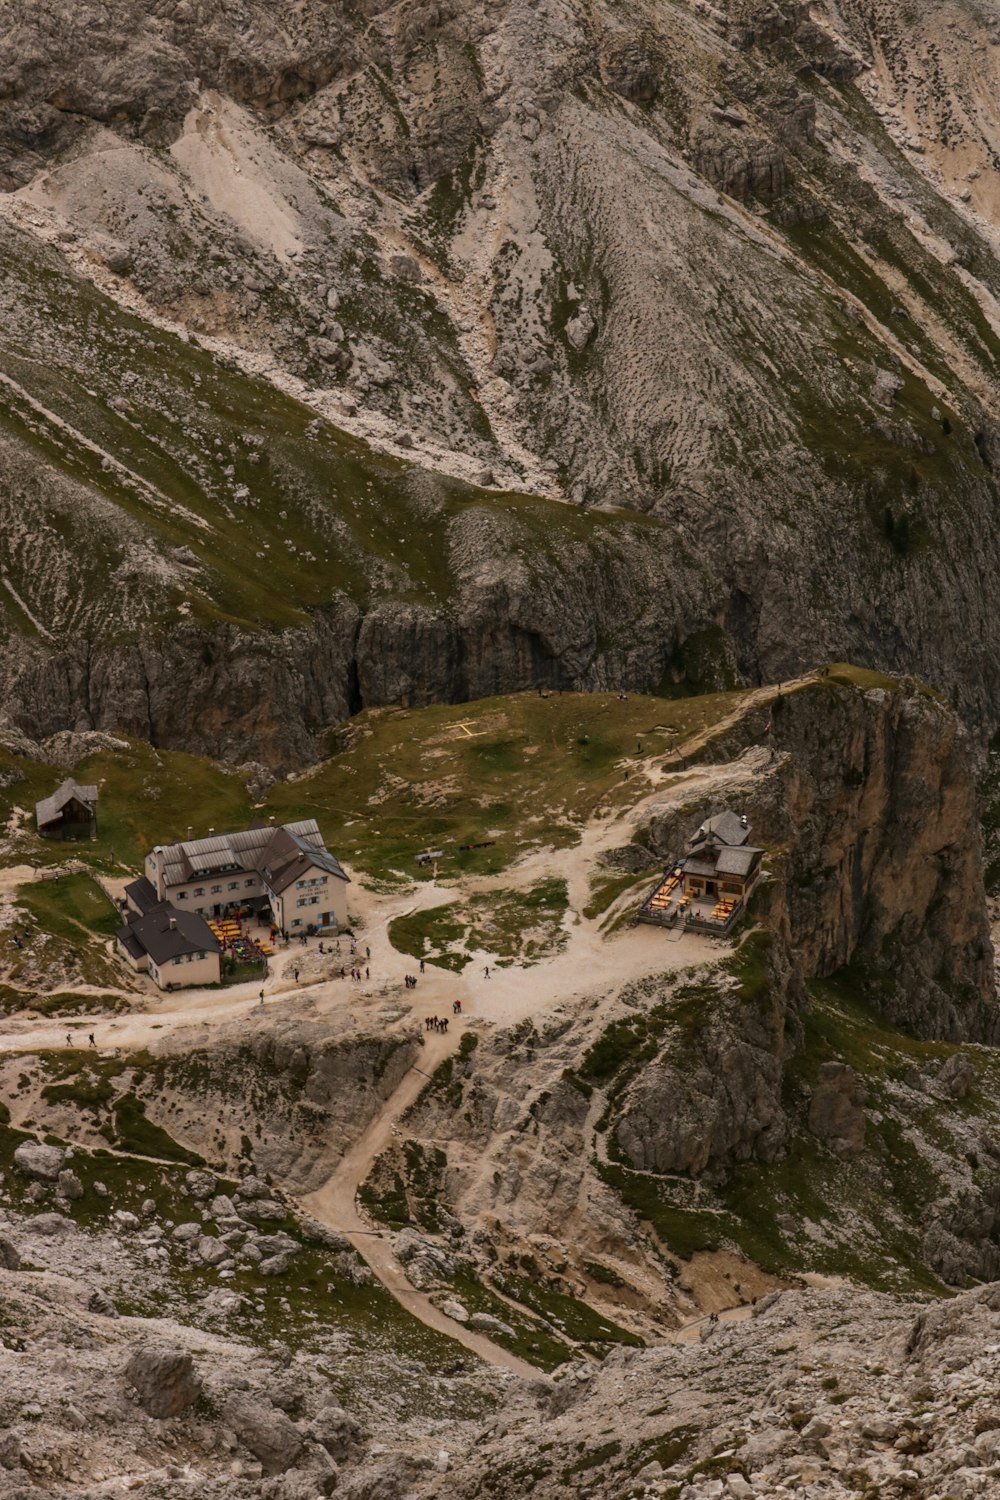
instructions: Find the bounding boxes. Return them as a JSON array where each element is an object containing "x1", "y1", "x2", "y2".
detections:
[
  {"x1": 4, "y1": 2, "x2": 1000, "y2": 754},
  {"x1": 764, "y1": 678, "x2": 996, "y2": 1038},
  {"x1": 367, "y1": 678, "x2": 1000, "y2": 1308},
  {"x1": 647, "y1": 674, "x2": 997, "y2": 1041}
]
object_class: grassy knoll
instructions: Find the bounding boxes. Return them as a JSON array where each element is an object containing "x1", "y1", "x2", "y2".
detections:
[
  {"x1": 267, "y1": 688, "x2": 743, "y2": 885},
  {"x1": 18, "y1": 872, "x2": 121, "y2": 940},
  {"x1": 0, "y1": 686, "x2": 745, "y2": 893}
]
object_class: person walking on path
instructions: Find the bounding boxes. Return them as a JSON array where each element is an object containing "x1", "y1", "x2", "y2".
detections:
[
  {"x1": 293, "y1": 967, "x2": 300, "y2": 983},
  {"x1": 66, "y1": 1032, "x2": 72, "y2": 1047},
  {"x1": 419, "y1": 959, "x2": 425, "y2": 974},
  {"x1": 259, "y1": 987, "x2": 265, "y2": 1005},
  {"x1": 483, "y1": 965, "x2": 490, "y2": 979},
  {"x1": 89, "y1": 1033, "x2": 96, "y2": 1048}
]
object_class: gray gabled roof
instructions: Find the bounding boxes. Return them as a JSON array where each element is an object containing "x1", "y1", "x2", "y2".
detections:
[
  {"x1": 260, "y1": 827, "x2": 350, "y2": 897},
  {"x1": 124, "y1": 876, "x2": 161, "y2": 915},
  {"x1": 716, "y1": 846, "x2": 763, "y2": 877},
  {"x1": 116, "y1": 926, "x2": 146, "y2": 961},
  {"x1": 35, "y1": 778, "x2": 98, "y2": 828},
  {"x1": 157, "y1": 819, "x2": 329, "y2": 888},
  {"x1": 696, "y1": 811, "x2": 749, "y2": 848},
  {"x1": 117, "y1": 904, "x2": 220, "y2": 965}
]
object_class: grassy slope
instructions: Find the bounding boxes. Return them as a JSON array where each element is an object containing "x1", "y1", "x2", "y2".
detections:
[
  {"x1": 593, "y1": 959, "x2": 1000, "y2": 1296},
  {"x1": 0, "y1": 686, "x2": 744, "y2": 881},
  {"x1": 0, "y1": 226, "x2": 668, "y2": 644},
  {"x1": 0, "y1": 1111, "x2": 491, "y2": 1401}
]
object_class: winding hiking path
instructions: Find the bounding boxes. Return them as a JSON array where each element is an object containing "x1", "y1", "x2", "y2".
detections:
[
  {"x1": 300, "y1": 1025, "x2": 539, "y2": 1379},
  {"x1": 0, "y1": 673, "x2": 819, "y2": 1372}
]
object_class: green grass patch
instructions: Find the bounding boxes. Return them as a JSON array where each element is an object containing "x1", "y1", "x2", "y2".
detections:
[
  {"x1": 583, "y1": 869, "x2": 651, "y2": 920},
  {"x1": 490, "y1": 1270, "x2": 643, "y2": 1349},
  {"x1": 387, "y1": 903, "x2": 469, "y2": 969},
  {"x1": 596, "y1": 1163, "x2": 727, "y2": 1258},
  {"x1": 447, "y1": 1272, "x2": 576, "y2": 1372},
  {"x1": 18, "y1": 872, "x2": 120, "y2": 940},
  {"x1": 110, "y1": 1093, "x2": 205, "y2": 1165}
]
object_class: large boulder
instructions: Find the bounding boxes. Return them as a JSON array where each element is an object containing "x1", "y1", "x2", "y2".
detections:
[
  {"x1": 393, "y1": 1229, "x2": 456, "y2": 1289},
  {"x1": 253, "y1": 1233, "x2": 300, "y2": 1258},
  {"x1": 14, "y1": 1141, "x2": 66, "y2": 1180},
  {"x1": 185, "y1": 1169, "x2": 217, "y2": 1199},
  {"x1": 57, "y1": 1168, "x2": 85, "y2": 1200},
  {"x1": 259, "y1": 1252, "x2": 291, "y2": 1276},
  {"x1": 308, "y1": 1402, "x2": 362, "y2": 1461},
  {"x1": 0, "y1": 1236, "x2": 21, "y2": 1270},
  {"x1": 125, "y1": 1345, "x2": 201, "y2": 1418},
  {"x1": 31, "y1": 1212, "x2": 72, "y2": 1235},
  {"x1": 937, "y1": 1052, "x2": 977, "y2": 1099},
  {"x1": 197, "y1": 1236, "x2": 230, "y2": 1266},
  {"x1": 223, "y1": 1392, "x2": 303, "y2": 1475}
]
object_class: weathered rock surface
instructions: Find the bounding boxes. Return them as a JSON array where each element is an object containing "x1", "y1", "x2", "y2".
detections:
[
  {"x1": 13, "y1": 1142, "x2": 66, "y2": 1181},
  {"x1": 125, "y1": 1344, "x2": 201, "y2": 1418},
  {"x1": 1, "y1": 0, "x2": 1000, "y2": 764},
  {"x1": 222, "y1": 1392, "x2": 304, "y2": 1475}
]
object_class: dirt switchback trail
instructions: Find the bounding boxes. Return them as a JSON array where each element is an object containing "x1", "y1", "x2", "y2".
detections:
[{"x1": 300, "y1": 1025, "x2": 538, "y2": 1380}]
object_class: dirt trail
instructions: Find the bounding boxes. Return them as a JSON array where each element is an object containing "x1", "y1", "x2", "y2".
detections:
[
  {"x1": 0, "y1": 672, "x2": 815, "y2": 1054},
  {"x1": 0, "y1": 678, "x2": 815, "y2": 1372},
  {"x1": 300, "y1": 1025, "x2": 538, "y2": 1380}
]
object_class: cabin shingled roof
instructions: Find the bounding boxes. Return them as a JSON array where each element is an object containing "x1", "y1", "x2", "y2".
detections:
[
  {"x1": 690, "y1": 811, "x2": 749, "y2": 849},
  {"x1": 35, "y1": 778, "x2": 98, "y2": 828}
]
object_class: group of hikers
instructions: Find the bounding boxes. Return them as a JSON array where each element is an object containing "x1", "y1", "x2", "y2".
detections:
[{"x1": 424, "y1": 1014, "x2": 451, "y2": 1032}]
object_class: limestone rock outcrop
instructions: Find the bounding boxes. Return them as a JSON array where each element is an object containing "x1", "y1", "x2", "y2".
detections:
[
  {"x1": 222, "y1": 1392, "x2": 304, "y2": 1475},
  {"x1": 13, "y1": 1142, "x2": 66, "y2": 1181},
  {"x1": 125, "y1": 1345, "x2": 201, "y2": 1418},
  {"x1": 1, "y1": 0, "x2": 1000, "y2": 759}
]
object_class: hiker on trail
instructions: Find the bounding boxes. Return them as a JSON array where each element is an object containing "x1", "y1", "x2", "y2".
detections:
[
  {"x1": 259, "y1": 988, "x2": 265, "y2": 1005},
  {"x1": 89, "y1": 1033, "x2": 96, "y2": 1048},
  {"x1": 419, "y1": 959, "x2": 425, "y2": 974},
  {"x1": 319, "y1": 941, "x2": 324, "y2": 955},
  {"x1": 365, "y1": 966, "x2": 369, "y2": 980},
  {"x1": 293, "y1": 967, "x2": 300, "y2": 983},
  {"x1": 365, "y1": 945, "x2": 370, "y2": 959},
  {"x1": 340, "y1": 966, "x2": 345, "y2": 979},
  {"x1": 456, "y1": 998, "x2": 462, "y2": 1014},
  {"x1": 66, "y1": 1032, "x2": 72, "y2": 1047},
  {"x1": 483, "y1": 965, "x2": 490, "y2": 979}
]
